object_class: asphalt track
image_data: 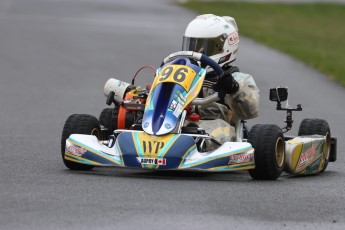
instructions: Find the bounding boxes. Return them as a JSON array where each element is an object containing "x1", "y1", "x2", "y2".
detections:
[{"x1": 0, "y1": 0, "x2": 344, "y2": 229}]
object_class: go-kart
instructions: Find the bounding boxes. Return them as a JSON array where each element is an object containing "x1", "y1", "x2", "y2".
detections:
[{"x1": 61, "y1": 51, "x2": 337, "y2": 180}]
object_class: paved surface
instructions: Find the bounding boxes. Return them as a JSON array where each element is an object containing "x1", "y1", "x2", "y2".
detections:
[{"x1": 0, "y1": 0, "x2": 344, "y2": 229}]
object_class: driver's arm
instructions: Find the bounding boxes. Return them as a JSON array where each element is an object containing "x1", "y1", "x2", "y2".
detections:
[{"x1": 213, "y1": 69, "x2": 239, "y2": 99}]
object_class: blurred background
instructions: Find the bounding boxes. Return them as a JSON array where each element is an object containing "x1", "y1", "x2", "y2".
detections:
[{"x1": 1, "y1": 0, "x2": 344, "y2": 229}]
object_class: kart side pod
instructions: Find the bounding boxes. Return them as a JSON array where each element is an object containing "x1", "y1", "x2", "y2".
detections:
[{"x1": 284, "y1": 135, "x2": 327, "y2": 175}]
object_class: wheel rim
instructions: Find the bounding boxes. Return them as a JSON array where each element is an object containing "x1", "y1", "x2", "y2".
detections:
[
  {"x1": 91, "y1": 128, "x2": 100, "y2": 139},
  {"x1": 324, "y1": 132, "x2": 331, "y2": 161},
  {"x1": 275, "y1": 137, "x2": 285, "y2": 168}
]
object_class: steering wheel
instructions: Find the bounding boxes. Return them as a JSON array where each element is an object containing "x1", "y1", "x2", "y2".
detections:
[{"x1": 162, "y1": 51, "x2": 224, "y2": 76}]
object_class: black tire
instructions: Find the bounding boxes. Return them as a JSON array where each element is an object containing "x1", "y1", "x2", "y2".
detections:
[
  {"x1": 61, "y1": 114, "x2": 101, "y2": 170},
  {"x1": 298, "y1": 118, "x2": 331, "y2": 172},
  {"x1": 99, "y1": 107, "x2": 118, "y2": 139},
  {"x1": 248, "y1": 124, "x2": 285, "y2": 180}
]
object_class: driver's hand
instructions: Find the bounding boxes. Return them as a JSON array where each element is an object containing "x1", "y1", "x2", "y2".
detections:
[{"x1": 213, "y1": 71, "x2": 239, "y2": 99}]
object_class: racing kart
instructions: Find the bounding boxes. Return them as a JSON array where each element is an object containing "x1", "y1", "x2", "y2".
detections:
[{"x1": 61, "y1": 51, "x2": 337, "y2": 180}]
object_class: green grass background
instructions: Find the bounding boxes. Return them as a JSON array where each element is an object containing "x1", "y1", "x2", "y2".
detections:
[{"x1": 181, "y1": 1, "x2": 345, "y2": 85}]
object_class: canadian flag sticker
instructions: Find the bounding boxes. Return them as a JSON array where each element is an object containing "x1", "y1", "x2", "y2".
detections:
[
  {"x1": 137, "y1": 157, "x2": 166, "y2": 165},
  {"x1": 156, "y1": 158, "x2": 166, "y2": 165}
]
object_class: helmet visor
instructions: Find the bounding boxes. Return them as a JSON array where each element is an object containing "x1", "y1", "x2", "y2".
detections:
[{"x1": 182, "y1": 35, "x2": 226, "y2": 56}]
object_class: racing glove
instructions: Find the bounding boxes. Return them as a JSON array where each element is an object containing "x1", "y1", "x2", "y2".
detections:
[{"x1": 213, "y1": 70, "x2": 239, "y2": 99}]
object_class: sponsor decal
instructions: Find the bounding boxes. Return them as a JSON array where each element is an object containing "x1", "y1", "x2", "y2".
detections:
[
  {"x1": 297, "y1": 144, "x2": 318, "y2": 169},
  {"x1": 67, "y1": 145, "x2": 87, "y2": 157},
  {"x1": 178, "y1": 91, "x2": 186, "y2": 103},
  {"x1": 142, "y1": 140, "x2": 165, "y2": 154},
  {"x1": 173, "y1": 104, "x2": 182, "y2": 117},
  {"x1": 228, "y1": 152, "x2": 254, "y2": 164},
  {"x1": 171, "y1": 91, "x2": 186, "y2": 117},
  {"x1": 176, "y1": 97, "x2": 185, "y2": 106},
  {"x1": 164, "y1": 123, "x2": 172, "y2": 129},
  {"x1": 169, "y1": 100, "x2": 178, "y2": 111},
  {"x1": 136, "y1": 157, "x2": 166, "y2": 165},
  {"x1": 174, "y1": 91, "x2": 187, "y2": 106},
  {"x1": 144, "y1": 122, "x2": 149, "y2": 128},
  {"x1": 228, "y1": 32, "x2": 239, "y2": 45}
]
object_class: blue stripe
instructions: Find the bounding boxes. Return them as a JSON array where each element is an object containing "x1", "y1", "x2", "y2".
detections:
[
  {"x1": 159, "y1": 135, "x2": 196, "y2": 169},
  {"x1": 188, "y1": 157, "x2": 229, "y2": 170},
  {"x1": 179, "y1": 146, "x2": 197, "y2": 167},
  {"x1": 157, "y1": 135, "x2": 179, "y2": 158},
  {"x1": 116, "y1": 132, "x2": 141, "y2": 167}
]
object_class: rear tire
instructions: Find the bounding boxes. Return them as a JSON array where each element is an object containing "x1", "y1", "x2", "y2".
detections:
[
  {"x1": 298, "y1": 118, "x2": 331, "y2": 172},
  {"x1": 61, "y1": 114, "x2": 101, "y2": 170},
  {"x1": 248, "y1": 124, "x2": 285, "y2": 180},
  {"x1": 99, "y1": 107, "x2": 118, "y2": 139}
]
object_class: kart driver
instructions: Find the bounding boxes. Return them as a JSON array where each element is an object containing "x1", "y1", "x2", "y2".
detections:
[{"x1": 182, "y1": 14, "x2": 259, "y2": 126}]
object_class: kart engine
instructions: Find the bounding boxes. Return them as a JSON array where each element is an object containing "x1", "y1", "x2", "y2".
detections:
[{"x1": 104, "y1": 78, "x2": 147, "y2": 130}]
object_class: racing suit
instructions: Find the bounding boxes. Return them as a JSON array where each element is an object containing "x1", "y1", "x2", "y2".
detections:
[
  {"x1": 191, "y1": 65, "x2": 260, "y2": 142},
  {"x1": 196, "y1": 65, "x2": 260, "y2": 124}
]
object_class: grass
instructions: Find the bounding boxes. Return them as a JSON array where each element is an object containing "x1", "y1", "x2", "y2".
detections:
[{"x1": 181, "y1": 1, "x2": 345, "y2": 85}]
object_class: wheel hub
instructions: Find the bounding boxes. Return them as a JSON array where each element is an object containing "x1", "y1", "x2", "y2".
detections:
[{"x1": 275, "y1": 137, "x2": 285, "y2": 168}]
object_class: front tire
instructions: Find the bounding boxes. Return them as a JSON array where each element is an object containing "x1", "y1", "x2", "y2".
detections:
[
  {"x1": 248, "y1": 124, "x2": 285, "y2": 180},
  {"x1": 298, "y1": 118, "x2": 331, "y2": 172},
  {"x1": 61, "y1": 114, "x2": 101, "y2": 170}
]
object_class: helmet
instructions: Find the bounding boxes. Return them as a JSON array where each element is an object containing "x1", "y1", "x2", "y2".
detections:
[{"x1": 182, "y1": 14, "x2": 239, "y2": 70}]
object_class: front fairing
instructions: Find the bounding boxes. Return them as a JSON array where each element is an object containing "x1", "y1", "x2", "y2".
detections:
[
  {"x1": 142, "y1": 58, "x2": 206, "y2": 135},
  {"x1": 65, "y1": 131, "x2": 255, "y2": 171}
]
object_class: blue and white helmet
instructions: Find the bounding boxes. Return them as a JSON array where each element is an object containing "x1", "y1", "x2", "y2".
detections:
[{"x1": 182, "y1": 14, "x2": 239, "y2": 70}]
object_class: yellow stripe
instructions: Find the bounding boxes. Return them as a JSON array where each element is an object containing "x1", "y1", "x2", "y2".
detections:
[
  {"x1": 65, "y1": 153, "x2": 102, "y2": 165},
  {"x1": 157, "y1": 135, "x2": 180, "y2": 169},
  {"x1": 208, "y1": 164, "x2": 255, "y2": 171},
  {"x1": 132, "y1": 133, "x2": 152, "y2": 169},
  {"x1": 132, "y1": 132, "x2": 141, "y2": 158},
  {"x1": 230, "y1": 161, "x2": 255, "y2": 167},
  {"x1": 115, "y1": 141, "x2": 124, "y2": 166},
  {"x1": 65, "y1": 156, "x2": 86, "y2": 164},
  {"x1": 234, "y1": 166, "x2": 255, "y2": 170},
  {"x1": 185, "y1": 76, "x2": 204, "y2": 105},
  {"x1": 228, "y1": 165, "x2": 255, "y2": 170},
  {"x1": 178, "y1": 145, "x2": 196, "y2": 168}
]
